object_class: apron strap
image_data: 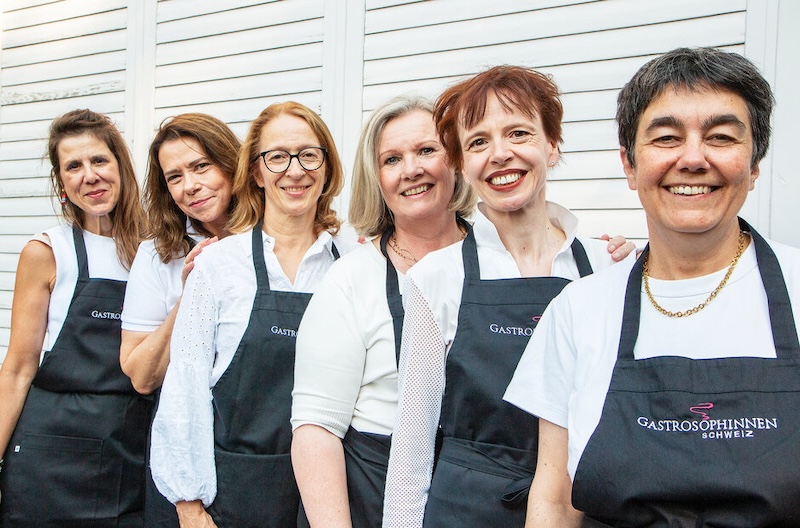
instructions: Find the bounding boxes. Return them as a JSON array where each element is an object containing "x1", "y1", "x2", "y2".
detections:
[
  {"x1": 460, "y1": 220, "x2": 479, "y2": 281},
  {"x1": 570, "y1": 238, "x2": 593, "y2": 278},
  {"x1": 617, "y1": 218, "x2": 800, "y2": 361},
  {"x1": 251, "y1": 222, "x2": 271, "y2": 294},
  {"x1": 380, "y1": 227, "x2": 404, "y2": 366},
  {"x1": 71, "y1": 224, "x2": 89, "y2": 280},
  {"x1": 740, "y1": 218, "x2": 800, "y2": 358}
]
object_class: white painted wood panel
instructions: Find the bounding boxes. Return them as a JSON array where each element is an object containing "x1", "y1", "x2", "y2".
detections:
[
  {"x1": 157, "y1": 0, "x2": 277, "y2": 23},
  {"x1": 2, "y1": 1, "x2": 126, "y2": 29},
  {"x1": 2, "y1": 52, "x2": 126, "y2": 86},
  {"x1": 154, "y1": 67, "x2": 323, "y2": 108},
  {"x1": 152, "y1": 91, "x2": 322, "y2": 131},
  {"x1": 0, "y1": 178, "x2": 53, "y2": 199},
  {"x1": 1, "y1": 32, "x2": 127, "y2": 68},
  {"x1": 364, "y1": 0, "x2": 743, "y2": 60},
  {"x1": 365, "y1": 0, "x2": 591, "y2": 33},
  {"x1": 1, "y1": 94, "x2": 126, "y2": 124},
  {"x1": 156, "y1": 18, "x2": 323, "y2": 65},
  {"x1": 156, "y1": 0, "x2": 322, "y2": 43},
  {"x1": 3, "y1": 10, "x2": 127, "y2": 48},
  {"x1": 364, "y1": 14, "x2": 745, "y2": 85},
  {"x1": 155, "y1": 43, "x2": 322, "y2": 87}
]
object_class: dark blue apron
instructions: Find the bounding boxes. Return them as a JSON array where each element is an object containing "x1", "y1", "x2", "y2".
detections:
[
  {"x1": 0, "y1": 225, "x2": 150, "y2": 528},
  {"x1": 423, "y1": 227, "x2": 592, "y2": 527},
  {"x1": 573, "y1": 219, "x2": 800, "y2": 527},
  {"x1": 207, "y1": 226, "x2": 337, "y2": 528}
]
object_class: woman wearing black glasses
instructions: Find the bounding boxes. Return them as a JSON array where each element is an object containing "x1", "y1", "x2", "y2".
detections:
[{"x1": 150, "y1": 102, "x2": 356, "y2": 528}]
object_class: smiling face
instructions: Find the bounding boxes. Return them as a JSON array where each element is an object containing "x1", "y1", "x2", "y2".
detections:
[
  {"x1": 255, "y1": 113, "x2": 327, "y2": 224},
  {"x1": 459, "y1": 92, "x2": 558, "y2": 214},
  {"x1": 57, "y1": 133, "x2": 121, "y2": 234},
  {"x1": 378, "y1": 109, "x2": 456, "y2": 228},
  {"x1": 622, "y1": 85, "x2": 758, "y2": 241},
  {"x1": 159, "y1": 137, "x2": 233, "y2": 237}
]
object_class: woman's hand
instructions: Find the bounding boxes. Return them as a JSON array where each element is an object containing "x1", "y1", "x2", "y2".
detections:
[
  {"x1": 599, "y1": 234, "x2": 638, "y2": 262},
  {"x1": 182, "y1": 237, "x2": 217, "y2": 286},
  {"x1": 176, "y1": 500, "x2": 217, "y2": 528}
]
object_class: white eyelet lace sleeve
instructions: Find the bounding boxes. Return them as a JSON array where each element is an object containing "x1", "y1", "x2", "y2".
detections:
[
  {"x1": 150, "y1": 262, "x2": 218, "y2": 506},
  {"x1": 383, "y1": 277, "x2": 447, "y2": 528}
]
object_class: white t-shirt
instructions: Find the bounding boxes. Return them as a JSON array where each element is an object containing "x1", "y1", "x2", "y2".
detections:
[
  {"x1": 40, "y1": 224, "x2": 128, "y2": 352},
  {"x1": 121, "y1": 232, "x2": 204, "y2": 333},
  {"x1": 504, "y1": 237, "x2": 800, "y2": 480},
  {"x1": 292, "y1": 240, "x2": 402, "y2": 438},
  {"x1": 382, "y1": 202, "x2": 618, "y2": 528},
  {"x1": 150, "y1": 228, "x2": 355, "y2": 507}
]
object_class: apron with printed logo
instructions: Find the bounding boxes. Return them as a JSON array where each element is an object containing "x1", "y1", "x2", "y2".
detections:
[
  {"x1": 423, "y1": 227, "x2": 592, "y2": 527},
  {"x1": 207, "y1": 226, "x2": 337, "y2": 528},
  {"x1": 573, "y1": 220, "x2": 800, "y2": 527},
  {"x1": 0, "y1": 225, "x2": 150, "y2": 528}
]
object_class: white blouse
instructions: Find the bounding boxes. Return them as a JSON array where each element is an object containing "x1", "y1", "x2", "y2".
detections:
[{"x1": 150, "y1": 228, "x2": 354, "y2": 507}]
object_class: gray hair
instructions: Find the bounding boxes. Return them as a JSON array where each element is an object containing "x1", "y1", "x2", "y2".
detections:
[
  {"x1": 617, "y1": 47, "x2": 774, "y2": 169},
  {"x1": 349, "y1": 94, "x2": 476, "y2": 237}
]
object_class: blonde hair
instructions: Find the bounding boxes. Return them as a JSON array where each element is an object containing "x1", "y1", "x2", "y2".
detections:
[
  {"x1": 228, "y1": 102, "x2": 343, "y2": 235},
  {"x1": 349, "y1": 94, "x2": 476, "y2": 237}
]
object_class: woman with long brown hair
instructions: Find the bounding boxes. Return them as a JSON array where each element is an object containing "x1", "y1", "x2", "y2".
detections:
[
  {"x1": 150, "y1": 102, "x2": 355, "y2": 528},
  {"x1": 0, "y1": 109, "x2": 148, "y2": 526},
  {"x1": 120, "y1": 113, "x2": 240, "y2": 527}
]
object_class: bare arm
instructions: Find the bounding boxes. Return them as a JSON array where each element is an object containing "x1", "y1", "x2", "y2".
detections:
[
  {"x1": 176, "y1": 500, "x2": 217, "y2": 528},
  {"x1": 120, "y1": 306, "x2": 179, "y2": 394},
  {"x1": 291, "y1": 424, "x2": 352, "y2": 528},
  {"x1": 120, "y1": 237, "x2": 216, "y2": 394},
  {"x1": 525, "y1": 419, "x2": 582, "y2": 528},
  {"x1": 0, "y1": 240, "x2": 55, "y2": 455}
]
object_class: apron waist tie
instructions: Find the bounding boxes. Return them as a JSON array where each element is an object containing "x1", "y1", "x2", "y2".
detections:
[
  {"x1": 342, "y1": 426, "x2": 391, "y2": 466},
  {"x1": 439, "y1": 437, "x2": 534, "y2": 510}
]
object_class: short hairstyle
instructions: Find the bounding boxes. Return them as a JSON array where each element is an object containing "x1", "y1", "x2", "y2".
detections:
[
  {"x1": 617, "y1": 47, "x2": 775, "y2": 169},
  {"x1": 48, "y1": 109, "x2": 145, "y2": 269},
  {"x1": 434, "y1": 65, "x2": 564, "y2": 172},
  {"x1": 145, "y1": 113, "x2": 241, "y2": 263},
  {"x1": 228, "y1": 101, "x2": 343, "y2": 235},
  {"x1": 349, "y1": 94, "x2": 477, "y2": 238}
]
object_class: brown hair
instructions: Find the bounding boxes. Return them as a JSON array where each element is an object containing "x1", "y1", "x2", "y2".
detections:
[
  {"x1": 434, "y1": 65, "x2": 564, "y2": 171},
  {"x1": 145, "y1": 113, "x2": 241, "y2": 262},
  {"x1": 48, "y1": 109, "x2": 145, "y2": 269},
  {"x1": 228, "y1": 101, "x2": 343, "y2": 234}
]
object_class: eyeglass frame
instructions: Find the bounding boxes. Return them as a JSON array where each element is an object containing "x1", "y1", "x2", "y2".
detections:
[{"x1": 258, "y1": 147, "x2": 328, "y2": 173}]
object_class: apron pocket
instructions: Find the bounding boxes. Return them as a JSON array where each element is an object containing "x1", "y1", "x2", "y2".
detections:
[
  {"x1": 208, "y1": 449, "x2": 299, "y2": 528},
  {"x1": 10, "y1": 433, "x2": 104, "y2": 523}
]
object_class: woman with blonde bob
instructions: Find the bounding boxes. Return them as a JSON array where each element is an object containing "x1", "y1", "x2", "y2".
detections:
[
  {"x1": 291, "y1": 94, "x2": 475, "y2": 527},
  {"x1": 151, "y1": 101, "x2": 355, "y2": 528},
  {"x1": 0, "y1": 109, "x2": 148, "y2": 525},
  {"x1": 120, "y1": 113, "x2": 240, "y2": 527}
]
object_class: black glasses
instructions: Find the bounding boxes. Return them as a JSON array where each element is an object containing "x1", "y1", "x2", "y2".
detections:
[{"x1": 259, "y1": 147, "x2": 327, "y2": 173}]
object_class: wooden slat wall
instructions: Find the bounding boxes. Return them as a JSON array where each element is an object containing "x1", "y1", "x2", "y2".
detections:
[
  {"x1": 0, "y1": 0, "x2": 777, "y2": 361},
  {"x1": 362, "y1": 0, "x2": 746, "y2": 244},
  {"x1": 0, "y1": 1, "x2": 130, "y2": 358},
  {"x1": 152, "y1": 0, "x2": 326, "y2": 139}
]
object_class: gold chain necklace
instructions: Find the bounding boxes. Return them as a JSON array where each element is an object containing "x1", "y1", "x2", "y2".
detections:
[
  {"x1": 643, "y1": 230, "x2": 746, "y2": 318},
  {"x1": 389, "y1": 224, "x2": 468, "y2": 267},
  {"x1": 389, "y1": 233, "x2": 418, "y2": 266}
]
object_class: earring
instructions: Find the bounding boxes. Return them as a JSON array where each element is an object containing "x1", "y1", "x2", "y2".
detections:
[
  {"x1": 60, "y1": 192, "x2": 67, "y2": 204},
  {"x1": 548, "y1": 161, "x2": 555, "y2": 167}
]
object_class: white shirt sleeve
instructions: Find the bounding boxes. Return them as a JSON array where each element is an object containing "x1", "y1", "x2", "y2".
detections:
[
  {"x1": 150, "y1": 260, "x2": 218, "y2": 506},
  {"x1": 383, "y1": 277, "x2": 447, "y2": 528},
  {"x1": 292, "y1": 261, "x2": 369, "y2": 438},
  {"x1": 122, "y1": 240, "x2": 178, "y2": 332}
]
